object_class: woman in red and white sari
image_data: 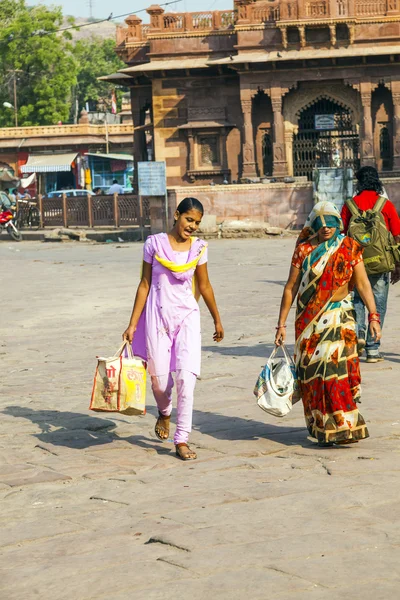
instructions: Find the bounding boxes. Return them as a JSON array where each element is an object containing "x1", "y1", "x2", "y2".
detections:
[{"x1": 276, "y1": 201, "x2": 381, "y2": 447}]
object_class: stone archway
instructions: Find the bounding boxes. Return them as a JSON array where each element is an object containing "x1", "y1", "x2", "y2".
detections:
[
  {"x1": 283, "y1": 84, "x2": 361, "y2": 179},
  {"x1": 283, "y1": 83, "x2": 361, "y2": 177}
]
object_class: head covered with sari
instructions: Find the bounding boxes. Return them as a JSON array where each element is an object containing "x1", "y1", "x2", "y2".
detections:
[{"x1": 298, "y1": 201, "x2": 343, "y2": 246}]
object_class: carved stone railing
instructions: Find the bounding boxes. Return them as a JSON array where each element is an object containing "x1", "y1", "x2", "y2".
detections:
[
  {"x1": 115, "y1": 0, "x2": 400, "y2": 45},
  {"x1": 0, "y1": 124, "x2": 134, "y2": 139},
  {"x1": 249, "y1": 2, "x2": 281, "y2": 23},
  {"x1": 355, "y1": 0, "x2": 387, "y2": 15},
  {"x1": 305, "y1": 0, "x2": 329, "y2": 17},
  {"x1": 116, "y1": 9, "x2": 236, "y2": 43}
]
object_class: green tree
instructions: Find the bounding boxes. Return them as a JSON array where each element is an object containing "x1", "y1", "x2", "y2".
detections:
[
  {"x1": 73, "y1": 37, "x2": 126, "y2": 115},
  {"x1": 0, "y1": 0, "x2": 78, "y2": 126}
]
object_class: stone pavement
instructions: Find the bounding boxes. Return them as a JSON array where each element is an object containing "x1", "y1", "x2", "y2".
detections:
[{"x1": 1, "y1": 239, "x2": 400, "y2": 600}]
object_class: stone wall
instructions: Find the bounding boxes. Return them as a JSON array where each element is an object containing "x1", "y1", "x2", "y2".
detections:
[
  {"x1": 167, "y1": 182, "x2": 314, "y2": 229},
  {"x1": 149, "y1": 178, "x2": 400, "y2": 234}
]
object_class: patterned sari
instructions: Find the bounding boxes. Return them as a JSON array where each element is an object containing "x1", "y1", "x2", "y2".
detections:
[{"x1": 293, "y1": 202, "x2": 369, "y2": 445}]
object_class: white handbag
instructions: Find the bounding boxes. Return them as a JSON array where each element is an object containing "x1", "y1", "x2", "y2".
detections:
[{"x1": 254, "y1": 344, "x2": 300, "y2": 417}]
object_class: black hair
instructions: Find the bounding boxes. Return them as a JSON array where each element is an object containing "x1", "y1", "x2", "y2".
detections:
[
  {"x1": 355, "y1": 166, "x2": 383, "y2": 194},
  {"x1": 176, "y1": 197, "x2": 204, "y2": 217},
  {"x1": 112, "y1": 179, "x2": 118, "y2": 184}
]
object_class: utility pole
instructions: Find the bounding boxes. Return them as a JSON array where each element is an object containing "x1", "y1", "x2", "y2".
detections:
[
  {"x1": 13, "y1": 72, "x2": 18, "y2": 127},
  {"x1": 6, "y1": 69, "x2": 21, "y2": 127}
]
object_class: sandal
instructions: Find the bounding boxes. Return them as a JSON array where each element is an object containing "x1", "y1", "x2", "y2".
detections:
[
  {"x1": 155, "y1": 412, "x2": 170, "y2": 441},
  {"x1": 175, "y1": 443, "x2": 197, "y2": 461}
]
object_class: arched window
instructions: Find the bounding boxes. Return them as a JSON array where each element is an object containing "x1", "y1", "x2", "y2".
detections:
[{"x1": 262, "y1": 132, "x2": 273, "y2": 176}]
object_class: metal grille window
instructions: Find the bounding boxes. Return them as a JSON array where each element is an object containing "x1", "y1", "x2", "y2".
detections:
[
  {"x1": 293, "y1": 98, "x2": 359, "y2": 180},
  {"x1": 262, "y1": 132, "x2": 273, "y2": 176},
  {"x1": 379, "y1": 126, "x2": 391, "y2": 170}
]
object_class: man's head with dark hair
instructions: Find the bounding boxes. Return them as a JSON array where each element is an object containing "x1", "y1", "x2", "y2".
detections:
[
  {"x1": 112, "y1": 179, "x2": 118, "y2": 185},
  {"x1": 355, "y1": 166, "x2": 383, "y2": 194}
]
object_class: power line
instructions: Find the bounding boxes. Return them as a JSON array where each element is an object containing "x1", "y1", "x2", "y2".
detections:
[{"x1": 1, "y1": 0, "x2": 183, "y2": 47}]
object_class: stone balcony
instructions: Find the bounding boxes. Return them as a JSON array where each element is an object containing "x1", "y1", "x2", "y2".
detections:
[
  {"x1": 115, "y1": 0, "x2": 400, "y2": 47},
  {"x1": 0, "y1": 123, "x2": 134, "y2": 140}
]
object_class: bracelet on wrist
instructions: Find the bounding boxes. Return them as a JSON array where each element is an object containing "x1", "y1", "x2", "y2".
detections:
[
  {"x1": 368, "y1": 312, "x2": 380, "y2": 323},
  {"x1": 276, "y1": 325, "x2": 287, "y2": 330},
  {"x1": 369, "y1": 318, "x2": 381, "y2": 324}
]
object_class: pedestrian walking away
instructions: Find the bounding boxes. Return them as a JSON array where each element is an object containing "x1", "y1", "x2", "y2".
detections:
[
  {"x1": 107, "y1": 179, "x2": 124, "y2": 195},
  {"x1": 275, "y1": 201, "x2": 381, "y2": 447},
  {"x1": 123, "y1": 197, "x2": 224, "y2": 460},
  {"x1": 341, "y1": 166, "x2": 400, "y2": 362}
]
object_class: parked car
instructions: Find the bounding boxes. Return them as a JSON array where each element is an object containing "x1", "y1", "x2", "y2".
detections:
[{"x1": 47, "y1": 189, "x2": 95, "y2": 198}]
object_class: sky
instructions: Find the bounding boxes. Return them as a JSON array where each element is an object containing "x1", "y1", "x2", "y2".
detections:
[{"x1": 29, "y1": 0, "x2": 231, "y2": 21}]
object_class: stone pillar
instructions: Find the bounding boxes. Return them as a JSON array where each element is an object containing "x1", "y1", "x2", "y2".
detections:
[
  {"x1": 298, "y1": 25, "x2": 306, "y2": 48},
  {"x1": 360, "y1": 83, "x2": 375, "y2": 167},
  {"x1": 391, "y1": 83, "x2": 400, "y2": 170},
  {"x1": 281, "y1": 26, "x2": 288, "y2": 49},
  {"x1": 240, "y1": 96, "x2": 257, "y2": 179},
  {"x1": 285, "y1": 125, "x2": 296, "y2": 177},
  {"x1": 271, "y1": 91, "x2": 289, "y2": 177},
  {"x1": 146, "y1": 5, "x2": 165, "y2": 31}
]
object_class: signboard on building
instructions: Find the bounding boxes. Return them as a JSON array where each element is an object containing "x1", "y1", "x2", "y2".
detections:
[
  {"x1": 315, "y1": 115, "x2": 335, "y2": 130},
  {"x1": 137, "y1": 161, "x2": 166, "y2": 196}
]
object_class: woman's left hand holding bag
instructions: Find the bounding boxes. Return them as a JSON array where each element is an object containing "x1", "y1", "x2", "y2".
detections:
[
  {"x1": 275, "y1": 325, "x2": 286, "y2": 346},
  {"x1": 122, "y1": 325, "x2": 136, "y2": 343}
]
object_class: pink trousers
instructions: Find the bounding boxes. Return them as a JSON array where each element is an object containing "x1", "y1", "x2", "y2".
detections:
[{"x1": 151, "y1": 370, "x2": 197, "y2": 445}]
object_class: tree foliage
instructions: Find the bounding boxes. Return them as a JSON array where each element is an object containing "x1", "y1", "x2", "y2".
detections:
[
  {"x1": 74, "y1": 37, "x2": 126, "y2": 114},
  {"x1": 0, "y1": 0, "x2": 125, "y2": 127},
  {"x1": 0, "y1": 1, "x2": 77, "y2": 126}
]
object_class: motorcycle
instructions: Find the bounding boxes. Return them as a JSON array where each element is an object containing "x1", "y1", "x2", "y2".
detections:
[{"x1": 0, "y1": 208, "x2": 23, "y2": 241}]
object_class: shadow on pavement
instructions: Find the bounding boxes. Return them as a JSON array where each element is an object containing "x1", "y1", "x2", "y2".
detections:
[
  {"x1": 381, "y1": 352, "x2": 400, "y2": 364},
  {"x1": 3, "y1": 404, "x2": 310, "y2": 451},
  {"x1": 203, "y1": 343, "x2": 296, "y2": 359},
  {"x1": 203, "y1": 343, "x2": 274, "y2": 358}
]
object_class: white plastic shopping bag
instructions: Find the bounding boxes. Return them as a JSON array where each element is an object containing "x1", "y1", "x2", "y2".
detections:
[{"x1": 254, "y1": 344, "x2": 300, "y2": 417}]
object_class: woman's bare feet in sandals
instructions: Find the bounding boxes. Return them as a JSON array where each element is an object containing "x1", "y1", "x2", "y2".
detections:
[
  {"x1": 175, "y1": 443, "x2": 197, "y2": 461},
  {"x1": 155, "y1": 412, "x2": 170, "y2": 441}
]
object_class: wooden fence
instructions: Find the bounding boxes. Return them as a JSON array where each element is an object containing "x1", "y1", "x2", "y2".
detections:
[{"x1": 37, "y1": 194, "x2": 150, "y2": 229}]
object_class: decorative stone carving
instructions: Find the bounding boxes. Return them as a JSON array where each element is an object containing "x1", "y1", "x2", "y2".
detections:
[
  {"x1": 188, "y1": 107, "x2": 226, "y2": 121},
  {"x1": 284, "y1": 83, "x2": 361, "y2": 127}
]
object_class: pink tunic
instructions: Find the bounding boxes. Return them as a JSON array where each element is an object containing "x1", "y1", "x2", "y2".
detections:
[{"x1": 132, "y1": 233, "x2": 208, "y2": 377}]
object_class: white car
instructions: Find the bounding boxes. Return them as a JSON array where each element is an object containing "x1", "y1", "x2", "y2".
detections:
[{"x1": 47, "y1": 189, "x2": 95, "y2": 198}]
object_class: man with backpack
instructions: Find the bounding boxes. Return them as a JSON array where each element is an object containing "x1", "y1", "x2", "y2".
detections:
[{"x1": 341, "y1": 166, "x2": 400, "y2": 362}]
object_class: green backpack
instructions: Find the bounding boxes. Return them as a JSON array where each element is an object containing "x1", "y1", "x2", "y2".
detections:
[{"x1": 346, "y1": 196, "x2": 400, "y2": 276}]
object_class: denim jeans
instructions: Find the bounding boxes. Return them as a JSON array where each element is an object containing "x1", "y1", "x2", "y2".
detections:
[{"x1": 353, "y1": 272, "x2": 389, "y2": 356}]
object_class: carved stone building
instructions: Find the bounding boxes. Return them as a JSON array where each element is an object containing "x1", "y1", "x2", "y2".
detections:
[{"x1": 108, "y1": 0, "x2": 400, "y2": 189}]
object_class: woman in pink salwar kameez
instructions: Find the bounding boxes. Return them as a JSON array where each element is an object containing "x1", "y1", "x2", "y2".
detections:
[{"x1": 123, "y1": 198, "x2": 224, "y2": 460}]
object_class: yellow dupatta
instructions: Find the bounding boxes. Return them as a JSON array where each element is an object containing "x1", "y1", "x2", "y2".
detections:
[{"x1": 145, "y1": 236, "x2": 207, "y2": 301}]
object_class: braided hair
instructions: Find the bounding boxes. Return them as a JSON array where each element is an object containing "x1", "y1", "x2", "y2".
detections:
[{"x1": 355, "y1": 166, "x2": 383, "y2": 194}]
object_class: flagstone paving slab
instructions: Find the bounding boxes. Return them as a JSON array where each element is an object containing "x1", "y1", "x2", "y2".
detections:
[{"x1": 1, "y1": 239, "x2": 400, "y2": 599}]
